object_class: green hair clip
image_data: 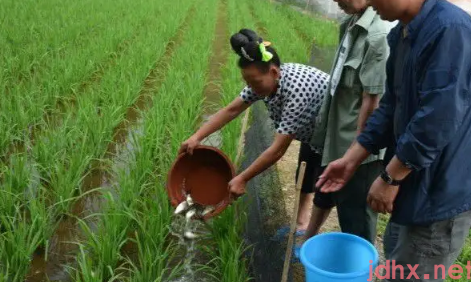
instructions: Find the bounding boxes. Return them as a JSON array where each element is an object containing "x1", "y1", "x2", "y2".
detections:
[{"x1": 259, "y1": 43, "x2": 273, "y2": 62}]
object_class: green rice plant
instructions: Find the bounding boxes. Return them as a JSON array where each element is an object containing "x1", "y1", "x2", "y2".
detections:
[
  {"x1": 69, "y1": 244, "x2": 124, "y2": 282},
  {"x1": 102, "y1": 113, "x2": 178, "y2": 281},
  {"x1": 26, "y1": 0, "x2": 192, "y2": 216},
  {"x1": 1, "y1": 0, "x2": 131, "y2": 86},
  {"x1": 0, "y1": 0, "x2": 163, "y2": 158},
  {"x1": 0, "y1": 0, "x2": 193, "y2": 276},
  {"x1": 0, "y1": 195, "x2": 55, "y2": 281},
  {"x1": 204, "y1": 203, "x2": 252, "y2": 282},
  {"x1": 32, "y1": 111, "x2": 110, "y2": 217},
  {"x1": 271, "y1": 1, "x2": 339, "y2": 48},
  {"x1": 150, "y1": 1, "x2": 217, "y2": 169},
  {"x1": 59, "y1": 0, "x2": 195, "y2": 277},
  {"x1": 68, "y1": 191, "x2": 130, "y2": 281},
  {"x1": 123, "y1": 193, "x2": 182, "y2": 281},
  {"x1": 0, "y1": 152, "x2": 39, "y2": 219},
  {"x1": 241, "y1": 0, "x2": 309, "y2": 63}
]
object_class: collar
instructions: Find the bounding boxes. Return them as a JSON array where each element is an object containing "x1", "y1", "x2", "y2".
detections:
[
  {"x1": 404, "y1": 0, "x2": 437, "y2": 39},
  {"x1": 353, "y1": 6, "x2": 377, "y2": 31}
]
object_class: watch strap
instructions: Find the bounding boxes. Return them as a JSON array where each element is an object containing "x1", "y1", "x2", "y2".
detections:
[{"x1": 380, "y1": 170, "x2": 402, "y2": 186}]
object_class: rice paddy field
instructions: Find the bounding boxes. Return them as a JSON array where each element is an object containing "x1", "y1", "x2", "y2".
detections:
[
  {"x1": 3, "y1": 0, "x2": 471, "y2": 281},
  {"x1": 0, "y1": 0, "x2": 338, "y2": 281}
]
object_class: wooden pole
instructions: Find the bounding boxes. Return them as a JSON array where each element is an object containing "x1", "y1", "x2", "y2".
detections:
[{"x1": 280, "y1": 161, "x2": 307, "y2": 282}]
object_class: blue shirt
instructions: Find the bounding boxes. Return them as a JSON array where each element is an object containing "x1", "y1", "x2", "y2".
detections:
[{"x1": 357, "y1": 0, "x2": 471, "y2": 225}]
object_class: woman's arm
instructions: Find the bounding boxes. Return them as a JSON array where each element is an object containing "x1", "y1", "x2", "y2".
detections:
[
  {"x1": 179, "y1": 97, "x2": 250, "y2": 154},
  {"x1": 229, "y1": 133, "x2": 293, "y2": 197}
]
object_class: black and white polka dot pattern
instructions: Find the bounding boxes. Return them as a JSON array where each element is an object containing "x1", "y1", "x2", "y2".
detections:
[{"x1": 240, "y1": 63, "x2": 329, "y2": 153}]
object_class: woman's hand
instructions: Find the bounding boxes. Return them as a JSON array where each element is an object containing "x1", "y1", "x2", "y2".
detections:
[
  {"x1": 228, "y1": 176, "x2": 247, "y2": 199},
  {"x1": 179, "y1": 136, "x2": 201, "y2": 155},
  {"x1": 178, "y1": 97, "x2": 249, "y2": 156}
]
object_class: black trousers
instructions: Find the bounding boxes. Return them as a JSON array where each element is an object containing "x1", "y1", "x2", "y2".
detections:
[{"x1": 296, "y1": 142, "x2": 335, "y2": 209}]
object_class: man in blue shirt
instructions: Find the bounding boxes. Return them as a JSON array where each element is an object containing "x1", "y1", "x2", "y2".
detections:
[{"x1": 316, "y1": 0, "x2": 471, "y2": 280}]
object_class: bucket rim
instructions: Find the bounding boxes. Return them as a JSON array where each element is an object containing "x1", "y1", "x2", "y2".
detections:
[{"x1": 300, "y1": 232, "x2": 379, "y2": 278}]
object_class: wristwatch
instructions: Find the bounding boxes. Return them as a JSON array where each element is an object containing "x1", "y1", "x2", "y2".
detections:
[{"x1": 380, "y1": 170, "x2": 402, "y2": 186}]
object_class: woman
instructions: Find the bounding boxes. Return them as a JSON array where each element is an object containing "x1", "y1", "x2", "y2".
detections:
[{"x1": 179, "y1": 29, "x2": 330, "y2": 233}]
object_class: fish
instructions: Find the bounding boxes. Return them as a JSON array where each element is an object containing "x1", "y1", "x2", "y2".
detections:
[
  {"x1": 186, "y1": 194, "x2": 194, "y2": 206},
  {"x1": 201, "y1": 206, "x2": 215, "y2": 216},
  {"x1": 185, "y1": 208, "x2": 196, "y2": 220},
  {"x1": 184, "y1": 231, "x2": 198, "y2": 239},
  {"x1": 174, "y1": 201, "x2": 189, "y2": 215}
]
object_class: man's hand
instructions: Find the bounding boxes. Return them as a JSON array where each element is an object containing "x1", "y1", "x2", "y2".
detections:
[
  {"x1": 228, "y1": 176, "x2": 247, "y2": 199},
  {"x1": 316, "y1": 157, "x2": 358, "y2": 193},
  {"x1": 178, "y1": 136, "x2": 200, "y2": 155},
  {"x1": 367, "y1": 177, "x2": 399, "y2": 214}
]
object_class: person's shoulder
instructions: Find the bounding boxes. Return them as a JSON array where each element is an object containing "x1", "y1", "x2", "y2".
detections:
[
  {"x1": 431, "y1": 0, "x2": 471, "y2": 28},
  {"x1": 282, "y1": 63, "x2": 328, "y2": 78},
  {"x1": 419, "y1": 1, "x2": 471, "y2": 43}
]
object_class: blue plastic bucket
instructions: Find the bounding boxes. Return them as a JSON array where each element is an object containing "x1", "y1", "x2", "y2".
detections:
[{"x1": 300, "y1": 232, "x2": 378, "y2": 282}]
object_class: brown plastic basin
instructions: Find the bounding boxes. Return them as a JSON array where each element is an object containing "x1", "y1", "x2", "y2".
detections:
[{"x1": 166, "y1": 145, "x2": 235, "y2": 220}]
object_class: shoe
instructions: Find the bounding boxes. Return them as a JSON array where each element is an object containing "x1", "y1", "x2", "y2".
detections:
[
  {"x1": 293, "y1": 245, "x2": 301, "y2": 262},
  {"x1": 271, "y1": 226, "x2": 306, "y2": 241},
  {"x1": 281, "y1": 244, "x2": 302, "y2": 264}
]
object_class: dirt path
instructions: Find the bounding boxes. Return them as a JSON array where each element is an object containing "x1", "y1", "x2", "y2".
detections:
[
  {"x1": 200, "y1": 0, "x2": 229, "y2": 149},
  {"x1": 276, "y1": 140, "x2": 387, "y2": 281}
]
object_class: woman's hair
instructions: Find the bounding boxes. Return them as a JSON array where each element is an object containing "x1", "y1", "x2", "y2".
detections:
[{"x1": 230, "y1": 28, "x2": 281, "y2": 73}]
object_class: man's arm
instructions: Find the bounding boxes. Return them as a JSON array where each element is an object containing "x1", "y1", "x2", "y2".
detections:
[
  {"x1": 356, "y1": 92, "x2": 381, "y2": 136},
  {"x1": 352, "y1": 33, "x2": 391, "y2": 145},
  {"x1": 356, "y1": 30, "x2": 397, "y2": 155}
]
